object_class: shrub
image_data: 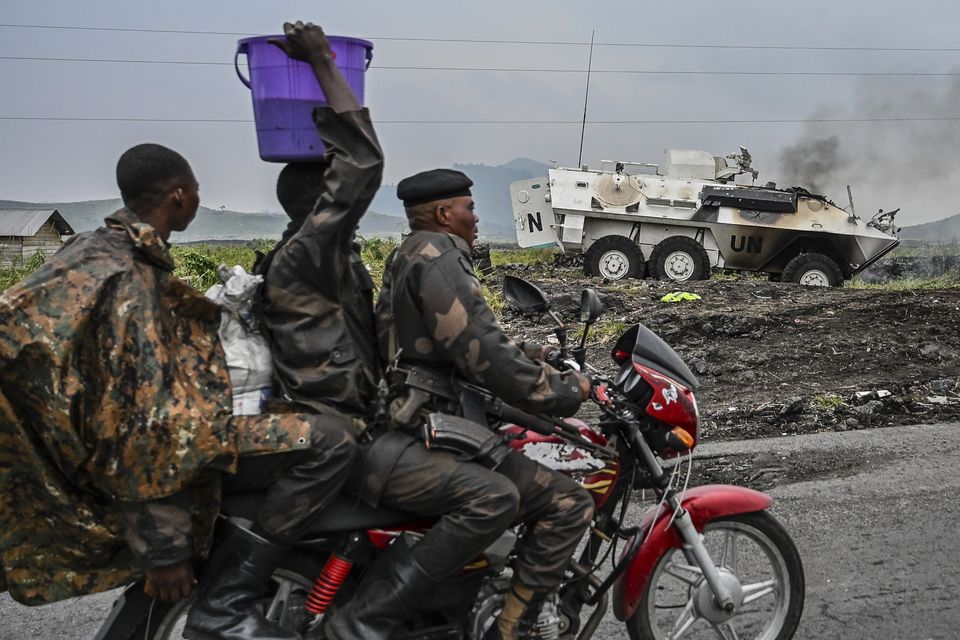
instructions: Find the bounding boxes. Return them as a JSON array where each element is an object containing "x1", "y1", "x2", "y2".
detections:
[
  {"x1": 0, "y1": 251, "x2": 46, "y2": 291},
  {"x1": 491, "y1": 248, "x2": 556, "y2": 267},
  {"x1": 812, "y1": 393, "x2": 845, "y2": 411}
]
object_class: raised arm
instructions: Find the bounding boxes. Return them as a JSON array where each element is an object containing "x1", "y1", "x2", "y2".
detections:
[
  {"x1": 268, "y1": 22, "x2": 384, "y2": 265},
  {"x1": 269, "y1": 21, "x2": 360, "y2": 113}
]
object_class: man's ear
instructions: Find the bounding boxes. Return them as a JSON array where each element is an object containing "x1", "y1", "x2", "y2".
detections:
[
  {"x1": 434, "y1": 203, "x2": 449, "y2": 226},
  {"x1": 171, "y1": 187, "x2": 184, "y2": 208}
]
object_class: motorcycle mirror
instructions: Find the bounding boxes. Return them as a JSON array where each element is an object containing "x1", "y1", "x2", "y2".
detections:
[
  {"x1": 503, "y1": 275, "x2": 551, "y2": 314},
  {"x1": 579, "y1": 288, "x2": 603, "y2": 325}
]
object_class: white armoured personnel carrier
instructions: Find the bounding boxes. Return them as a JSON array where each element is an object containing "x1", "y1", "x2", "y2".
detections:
[{"x1": 510, "y1": 148, "x2": 900, "y2": 286}]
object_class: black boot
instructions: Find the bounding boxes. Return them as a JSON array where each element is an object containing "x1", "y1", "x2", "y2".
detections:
[
  {"x1": 324, "y1": 537, "x2": 438, "y2": 640},
  {"x1": 184, "y1": 521, "x2": 299, "y2": 640}
]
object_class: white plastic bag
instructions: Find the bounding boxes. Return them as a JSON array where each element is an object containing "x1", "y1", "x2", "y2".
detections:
[{"x1": 205, "y1": 265, "x2": 274, "y2": 415}]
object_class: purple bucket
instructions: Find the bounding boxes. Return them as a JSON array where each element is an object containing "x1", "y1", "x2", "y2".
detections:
[{"x1": 235, "y1": 35, "x2": 373, "y2": 163}]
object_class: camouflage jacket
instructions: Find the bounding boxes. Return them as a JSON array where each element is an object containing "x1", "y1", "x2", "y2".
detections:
[
  {"x1": 258, "y1": 107, "x2": 384, "y2": 418},
  {"x1": 376, "y1": 231, "x2": 585, "y2": 417},
  {"x1": 0, "y1": 210, "x2": 312, "y2": 605}
]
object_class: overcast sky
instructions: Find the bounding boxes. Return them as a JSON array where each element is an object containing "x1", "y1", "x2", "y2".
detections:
[{"x1": 2, "y1": 0, "x2": 959, "y2": 225}]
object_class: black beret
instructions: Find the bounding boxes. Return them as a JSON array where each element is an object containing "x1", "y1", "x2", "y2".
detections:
[{"x1": 397, "y1": 169, "x2": 473, "y2": 207}]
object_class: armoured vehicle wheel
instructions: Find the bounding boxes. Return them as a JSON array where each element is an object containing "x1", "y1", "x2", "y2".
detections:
[
  {"x1": 586, "y1": 236, "x2": 646, "y2": 280},
  {"x1": 782, "y1": 252, "x2": 842, "y2": 287},
  {"x1": 649, "y1": 237, "x2": 710, "y2": 282}
]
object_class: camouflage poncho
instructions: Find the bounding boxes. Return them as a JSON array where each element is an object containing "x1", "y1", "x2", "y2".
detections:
[{"x1": 0, "y1": 210, "x2": 262, "y2": 604}]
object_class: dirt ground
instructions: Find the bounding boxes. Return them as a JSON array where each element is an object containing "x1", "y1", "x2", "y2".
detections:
[{"x1": 491, "y1": 266, "x2": 960, "y2": 446}]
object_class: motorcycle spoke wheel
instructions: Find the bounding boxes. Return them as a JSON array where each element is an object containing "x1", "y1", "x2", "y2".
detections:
[
  {"x1": 715, "y1": 620, "x2": 741, "y2": 640},
  {"x1": 149, "y1": 569, "x2": 313, "y2": 639},
  {"x1": 720, "y1": 529, "x2": 739, "y2": 574},
  {"x1": 663, "y1": 561, "x2": 704, "y2": 587},
  {"x1": 671, "y1": 599, "x2": 698, "y2": 637},
  {"x1": 628, "y1": 512, "x2": 804, "y2": 640}
]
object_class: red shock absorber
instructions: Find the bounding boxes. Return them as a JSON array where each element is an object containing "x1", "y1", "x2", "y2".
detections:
[{"x1": 305, "y1": 552, "x2": 354, "y2": 615}]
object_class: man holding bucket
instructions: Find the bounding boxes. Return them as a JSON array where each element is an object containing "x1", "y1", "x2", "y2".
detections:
[
  {"x1": 253, "y1": 22, "x2": 528, "y2": 640},
  {"x1": 253, "y1": 21, "x2": 594, "y2": 640}
]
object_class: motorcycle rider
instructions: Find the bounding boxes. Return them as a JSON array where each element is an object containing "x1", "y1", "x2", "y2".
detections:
[
  {"x1": 0, "y1": 140, "x2": 357, "y2": 640},
  {"x1": 252, "y1": 24, "x2": 591, "y2": 640},
  {"x1": 372, "y1": 168, "x2": 596, "y2": 640}
]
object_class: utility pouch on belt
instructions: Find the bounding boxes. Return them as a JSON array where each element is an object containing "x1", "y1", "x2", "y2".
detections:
[{"x1": 421, "y1": 412, "x2": 510, "y2": 469}]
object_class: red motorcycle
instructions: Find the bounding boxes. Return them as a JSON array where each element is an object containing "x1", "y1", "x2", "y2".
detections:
[{"x1": 97, "y1": 276, "x2": 804, "y2": 640}]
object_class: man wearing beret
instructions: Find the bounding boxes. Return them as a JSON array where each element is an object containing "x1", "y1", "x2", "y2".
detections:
[{"x1": 371, "y1": 168, "x2": 596, "y2": 640}]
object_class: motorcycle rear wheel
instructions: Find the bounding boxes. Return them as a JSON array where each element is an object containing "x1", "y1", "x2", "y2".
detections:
[
  {"x1": 628, "y1": 511, "x2": 804, "y2": 640},
  {"x1": 144, "y1": 569, "x2": 314, "y2": 639}
]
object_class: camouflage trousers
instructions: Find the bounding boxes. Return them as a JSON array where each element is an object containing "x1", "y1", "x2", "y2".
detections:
[
  {"x1": 225, "y1": 413, "x2": 358, "y2": 546},
  {"x1": 348, "y1": 438, "x2": 595, "y2": 590},
  {"x1": 495, "y1": 450, "x2": 595, "y2": 589}
]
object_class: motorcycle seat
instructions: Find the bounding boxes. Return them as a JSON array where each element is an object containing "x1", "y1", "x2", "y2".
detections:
[{"x1": 220, "y1": 491, "x2": 421, "y2": 533}]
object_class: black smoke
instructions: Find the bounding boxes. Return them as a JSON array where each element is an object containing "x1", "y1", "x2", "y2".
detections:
[
  {"x1": 778, "y1": 135, "x2": 845, "y2": 196},
  {"x1": 774, "y1": 75, "x2": 960, "y2": 224}
]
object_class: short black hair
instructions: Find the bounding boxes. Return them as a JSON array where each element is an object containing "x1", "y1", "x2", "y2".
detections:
[
  {"x1": 116, "y1": 143, "x2": 193, "y2": 206},
  {"x1": 276, "y1": 161, "x2": 328, "y2": 223}
]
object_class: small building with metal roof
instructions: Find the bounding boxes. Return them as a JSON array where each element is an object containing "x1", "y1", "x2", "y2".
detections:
[{"x1": 0, "y1": 209, "x2": 75, "y2": 267}]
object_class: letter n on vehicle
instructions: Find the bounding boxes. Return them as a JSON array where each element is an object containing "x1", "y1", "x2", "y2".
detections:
[{"x1": 528, "y1": 212, "x2": 543, "y2": 232}]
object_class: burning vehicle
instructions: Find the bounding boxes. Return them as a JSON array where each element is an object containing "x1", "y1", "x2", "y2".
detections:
[{"x1": 510, "y1": 148, "x2": 900, "y2": 286}]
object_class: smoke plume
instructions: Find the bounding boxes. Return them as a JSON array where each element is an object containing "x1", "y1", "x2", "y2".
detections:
[
  {"x1": 774, "y1": 75, "x2": 960, "y2": 225},
  {"x1": 778, "y1": 136, "x2": 845, "y2": 196}
]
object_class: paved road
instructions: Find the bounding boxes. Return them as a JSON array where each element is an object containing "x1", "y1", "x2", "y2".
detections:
[
  {"x1": 3, "y1": 422, "x2": 959, "y2": 639},
  {"x1": 752, "y1": 423, "x2": 960, "y2": 640},
  {"x1": 592, "y1": 422, "x2": 960, "y2": 639}
]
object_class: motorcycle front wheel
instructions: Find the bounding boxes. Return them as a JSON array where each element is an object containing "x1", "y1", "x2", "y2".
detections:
[
  {"x1": 143, "y1": 569, "x2": 314, "y2": 639},
  {"x1": 628, "y1": 511, "x2": 804, "y2": 640}
]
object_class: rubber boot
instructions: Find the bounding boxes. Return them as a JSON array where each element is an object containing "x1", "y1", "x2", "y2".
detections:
[
  {"x1": 183, "y1": 521, "x2": 299, "y2": 640},
  {"x1": 484, "y1": 584, "x2": 549, "y2": 640},
  {"x1": 323, "y1": 537, "x2": 438, "y2": 640}
]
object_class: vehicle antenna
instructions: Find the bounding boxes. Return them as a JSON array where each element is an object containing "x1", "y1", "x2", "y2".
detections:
[
  {"x1": 846, "y1": 184, "x2": 857, "y2": 220},
  {"x1": 577, "y1": 30, "x2": 595, "y2": 168}
]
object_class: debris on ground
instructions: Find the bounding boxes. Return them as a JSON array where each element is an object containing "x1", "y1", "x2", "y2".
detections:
[
  {"x1": 493, "y1": 266, "x2": 960, "y2": 442},
  {"x1": 660, "y1": 291, "x2": 703, "y2": 303}
]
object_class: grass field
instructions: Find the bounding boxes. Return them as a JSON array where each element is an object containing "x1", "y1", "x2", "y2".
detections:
[
  {"x1": 2, "y1": 239, "x2": 959, "y2": 296},
  {"x1": 0, "y1": 238, "x2": 400, "y2": 295},
  {"x1": 892, "y1": 241, "x2": 960, "y2": 257},
  {"x1": 848, "y1": 274, "x2": 960, "y2": 290}
]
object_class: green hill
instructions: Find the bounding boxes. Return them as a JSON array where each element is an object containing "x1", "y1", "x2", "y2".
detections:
[
  {"x1": 0, "y1": 199, "x2": 407, "y2": 242},
  {"x1": 900, "y1": 213, "x2": 960, "y2": 243},
  {"x1": 2, "y1": 157, "x2": 548, "y2": 245},
  {"x1": 370, "y1": 157, "x2": 549, "y2": 241}
]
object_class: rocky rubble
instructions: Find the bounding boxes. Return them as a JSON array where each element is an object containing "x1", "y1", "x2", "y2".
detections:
[{"x1": 491, "y1": 267, "x2": 960, "y2": 442}]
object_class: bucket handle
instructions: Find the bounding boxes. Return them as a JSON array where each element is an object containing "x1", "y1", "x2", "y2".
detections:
[
  {"x1": 235, "y1": 41, "x2": 251, "y2": 89},
  {"x1": 235, "y1": 40, "x2": 372, "y2": 82}
]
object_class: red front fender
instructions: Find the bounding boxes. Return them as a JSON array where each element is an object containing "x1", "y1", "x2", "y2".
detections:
[{"x1": 612, "y1": 484, "x2": 773, "y2": 621}]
